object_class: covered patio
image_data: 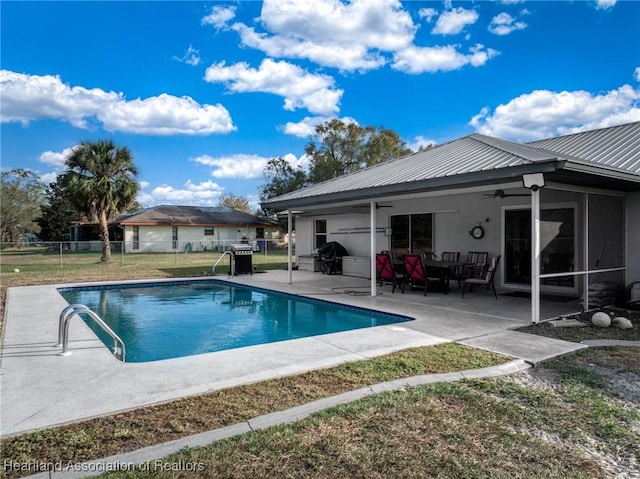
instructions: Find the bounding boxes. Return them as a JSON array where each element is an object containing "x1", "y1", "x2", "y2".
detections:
[{"x1": 263, "y1": 122, "x2": 640, "y2": 323}]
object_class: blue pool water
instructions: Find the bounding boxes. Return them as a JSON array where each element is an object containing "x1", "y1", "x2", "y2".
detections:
[{"x1": 58, "y1": 280, "x2": 412, "y2": 362}]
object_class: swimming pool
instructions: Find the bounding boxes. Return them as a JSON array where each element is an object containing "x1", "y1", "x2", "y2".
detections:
[{"x1": 58, "y1": 280, "x2": 413, "y2": 362}]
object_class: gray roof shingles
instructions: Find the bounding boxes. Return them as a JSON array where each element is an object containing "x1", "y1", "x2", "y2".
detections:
[{"x1": 118, "y1": 205, "x2": 276, "y2": 227}]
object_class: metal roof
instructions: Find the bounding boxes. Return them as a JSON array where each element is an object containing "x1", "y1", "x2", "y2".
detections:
[
  {"x1": 262, "y1": 122, "x2": 640, "y2": 210},
  {"x1": 117, "y1": 205, "x2": 277, "y2": 227},
  {"x1": 527, "y1": 121, "x2": 640, "y2": 174}
]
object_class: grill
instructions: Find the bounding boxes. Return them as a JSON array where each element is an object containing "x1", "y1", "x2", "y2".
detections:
[{"x1": 229, "y1": 244, "x2": 253, "y2": 275}]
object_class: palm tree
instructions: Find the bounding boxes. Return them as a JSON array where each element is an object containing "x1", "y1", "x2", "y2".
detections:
[{"x1": 64, "y1": 140, "x2": 139, "y2": 263}]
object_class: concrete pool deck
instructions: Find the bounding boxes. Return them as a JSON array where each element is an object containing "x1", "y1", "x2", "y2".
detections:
[{"x1": 0, "y1": 270, "x2": 585, "y2": 437}]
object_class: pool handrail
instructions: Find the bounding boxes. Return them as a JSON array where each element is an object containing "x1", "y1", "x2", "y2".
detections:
[
  {"x1": 58, "y1": 304, "x2": 126, "y2": 362},
  {"x1": 212, "y1": 250, "x2": 234, "y2": 276}
]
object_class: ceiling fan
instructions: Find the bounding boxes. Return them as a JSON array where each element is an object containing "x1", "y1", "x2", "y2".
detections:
[{"x1": 482, "y1": 189, "x2": 529, "y2": 199}]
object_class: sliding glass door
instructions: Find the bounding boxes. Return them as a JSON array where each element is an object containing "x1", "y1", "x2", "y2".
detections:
[
  {"x1": 390, "y1": 213, "x2": 433, "y2": 256},
  {"x1": 504, "y1": 206, "x2": 575, "y2": 288}
]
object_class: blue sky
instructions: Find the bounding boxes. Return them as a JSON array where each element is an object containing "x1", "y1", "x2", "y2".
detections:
[{"x1": 2, "y1": 0, "x2": 639, "y2": 210}]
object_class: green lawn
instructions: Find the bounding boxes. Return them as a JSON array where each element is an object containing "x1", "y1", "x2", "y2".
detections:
[{"x1": 0, "y1": 247, "x2": 292, "y2": 304}]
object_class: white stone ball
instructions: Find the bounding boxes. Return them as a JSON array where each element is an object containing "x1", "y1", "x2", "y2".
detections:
[
  {"x1": 591, "y1": 311, "x2": 611, "y2": 328},
  {"x1": 612, "y1": 317, "x2": 633, "y2": 330}
]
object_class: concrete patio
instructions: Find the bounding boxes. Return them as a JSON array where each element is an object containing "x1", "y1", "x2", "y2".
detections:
[{"x1": 0, "y1": 270, "x2": 585, "y2": 437}]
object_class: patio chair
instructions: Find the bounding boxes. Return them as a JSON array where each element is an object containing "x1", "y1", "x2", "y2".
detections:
[
  {"x1": 462, "y1": 255, "x2": 501, "y2": 299},
  {"x1": 440, "y1": 251, "x2": 461, "y2": 288},
  {"x1": 403, "y1": 254, "x2": 444, "y2": 296},
  {"x1": 376, "y1": 253, "x2": 404, "y2": 293},
  {"x1": 440, "y1": 251, "x2": 460, "y2": 262},
  {"x1": 459, "y1": 251, "x2": 489, "y2": 285}
]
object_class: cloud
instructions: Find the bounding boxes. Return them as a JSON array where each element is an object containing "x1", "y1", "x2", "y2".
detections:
[
  {"x1": 39, "y1": 172, "x2": 58, "y2": 185},
  {"x1": 202, "y1": 5, "x2": 236, "y2": 29},
  {"x1": 283, "y1": 152, "x2": 311, "y2": 171},
  {"x1": 138, "y1": 180, "x2": 225, "y2": 206},
  {"x1": 595, "y1": 0, "x2": 616, "y2": 10},
  {"x1": 282, "y1": 116, "x2": 326, "y2": 138},
  {"x1": 100, "y1": 94, "x2": 235, "y2": 135},
  {"x1": 488, "y1": 13, "x2": 527, "y2": 35},
  {"x1": 232, "y1": 24, "x2": 387, "y2": 72},
  {"x1": 174, "y1": 45, "x2": 201, "y2": 66},
  {"x1": 282, "y1": 115, "x2": 358, "y2": 137},
  {"x1": 635, "y1": 67, "x2": 640, "y2": 82},
  {"x1": 203, "y1": 0, "x2": 499, "y2": 75},
  {"x1": 191, "y1": 153, "x2": 271, "y2": 179},
  {"x1": 204, "y1": 58, "x2": 343, "y2": 115},
  {"x1": 216, "y1": 0, "x2": 416, "y2": 72},
  {"x1": 392, "y1": 43, "x2": 499, "y2": 74},
  {"x1": 0, "y1": 70, "x2": 235, "y2": 135},
  {"x1": 431, "y1": 6, "x2": 479, "y2": 35},
  {"x1": 406, "y1": 135, "x2": 436, "y2": 151},
  {"x1": 38, "y1": 146, "x2": 77, "y2": 170},
  {"x1": 470, "y1": 84, "x2": 640, "y2": 142},
  {"x1": 418, "y1": 8, "x2": 438, "y2": 23}
]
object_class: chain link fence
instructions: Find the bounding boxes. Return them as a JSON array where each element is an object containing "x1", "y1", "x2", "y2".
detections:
[{"x1": 0, "y1": 239, "x2": 296, "y2": 273}]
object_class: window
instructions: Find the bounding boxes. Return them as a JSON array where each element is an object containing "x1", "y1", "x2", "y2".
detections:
[
  {"x1": 172, "y1": 226, "x2": 178, "y2": 250},
  {"x1": 390, "y1": 213, "x2": 433, "y2": 256},
  {"x1": 504, "y1": 207, "x2": 575, "y2": 287},
  {"x1": 133, "y1": 226, "x2": 139, "y2": 250},
  {"x1": 315, "y1": 219, "x2": 327, "y2": 249},
  {"x1": 204, "y1": 227, "x2": 214, "y2": 236}
]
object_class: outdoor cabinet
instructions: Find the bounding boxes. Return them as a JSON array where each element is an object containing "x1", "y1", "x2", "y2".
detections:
[
  {"x1": 298, "y1": 255, "x2": 320, "y2": 272},
  {"x1": 342, "y1": 256, "x2": 371, "y2": 278}
]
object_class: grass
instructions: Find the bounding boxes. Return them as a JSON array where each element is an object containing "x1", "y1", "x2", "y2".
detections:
[
  {"x1": 0, "y1": 343, "x2": 509, "y2": 478},
  {"x1": 1, "y1": 248, "x2": 639, "y2": 478},
  {"x1": 91, "y1": 347, "x2": 638, "y2": 479}
]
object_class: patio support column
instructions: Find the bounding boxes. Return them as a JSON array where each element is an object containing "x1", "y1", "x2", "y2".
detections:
[
  {"x1": 287, "y1": 209, "x2": 293, "y2": 284},
  {"x1": 583, "y1": 193, "x2": 590, "y2": 311},
  {"x1": 531, "y1": 188, "x2": 541, "y2": 323},
  {"x1": 370, "y1": 200, "x2": 377, "y2": 297}
]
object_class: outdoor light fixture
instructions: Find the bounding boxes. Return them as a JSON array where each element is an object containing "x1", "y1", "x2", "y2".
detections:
[{"x1": 522, "y1": 173, "x2": 546, "y2": 191}]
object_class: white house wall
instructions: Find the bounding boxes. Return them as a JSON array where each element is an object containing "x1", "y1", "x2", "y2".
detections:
[
  {"x1": 123, "y1": 225, "x2": 277, "y2": 253},
  {"x1": 294, "y1": 188, "x2": 629, "y2": 293}
]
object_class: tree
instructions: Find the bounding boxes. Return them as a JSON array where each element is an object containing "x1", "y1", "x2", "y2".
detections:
[
  {"x1": 0, "y1": 169, "x2": 46, "y2": 243},
  {"x1": 63, "y1": 140, "x2": 139, "y2": 262},
  {"x1": 37, "y1": 174, "x2": 87, "y2": 241},
  {"x1": 305, "y1": 119, "x2": 412, "y2": 184},
  {"x1": 219, "y1": 193, "x2": 251, "y2": 213},
  {"x1": 260, "y1": 156, "x2": 307, "y2": 204}
]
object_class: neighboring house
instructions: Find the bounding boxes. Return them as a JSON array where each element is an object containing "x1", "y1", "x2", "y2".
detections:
[
  {"x1": 69, "y1": 221, "x2": 104, "y2": 251},
  {"x1": 116, "y1": 205, "x2": 279, "y2": 253},
  {"x1": 262, "y1": 122, "x2": 640, "y2": 322}
]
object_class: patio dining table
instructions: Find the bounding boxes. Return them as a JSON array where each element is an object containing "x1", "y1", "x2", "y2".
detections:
[{"x1": 423, "y1": 259, "x2": 467, "y2": 293}]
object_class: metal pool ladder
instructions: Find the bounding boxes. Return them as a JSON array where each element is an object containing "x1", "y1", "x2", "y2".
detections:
[
  {"x1": 57, "y1": 304, "x2": 126, "y2": 362},
  {"x1": 212, "y1": 250, "x2": 234, "y2": 276}
]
